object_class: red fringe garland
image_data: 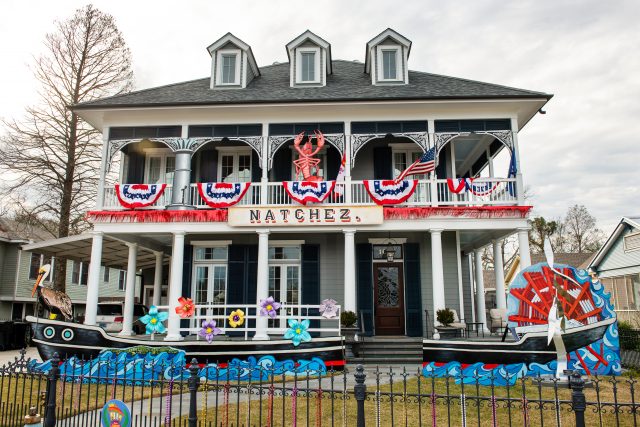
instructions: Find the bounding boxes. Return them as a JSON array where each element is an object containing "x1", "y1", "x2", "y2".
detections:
[
  {"x1": 87, "y1": 209, "x2": 228, "y2": 223},
  {"x1": 384, "y1": 206, "x2": 532, "y2": 220}
]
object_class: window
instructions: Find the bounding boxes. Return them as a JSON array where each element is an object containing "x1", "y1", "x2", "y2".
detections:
[
  {"x1": 268, "y1": 246, "x2": 301, "y2": 329},
  {"x1": 29, "y1": 253, "x2": 41, "y2": 280},
  {"x1": 103, "y1": 266, "x2": 110, "y2": 283},
  {"x1": 80, "y1": 262, "x2": 88, "y2": 286},
  {"x1": 382, "y1": 50, "x2": 397, "y2": 80},
  {"x1": 144, "y1": 151, "x2": 175, "y2": 185},
  {"x1": 624, "y1": 232, "x2": 640, "y2": 252},
  {"x1": 221, "y1": 54, "x2": 237, "y2": 84},
  {"x1": 72, "y1": 261, "x2": 81, "y2": 284},
  {"x1": 192, "y1": 246, "x2": 228, "y2": 323},
  {"x1": 301, "y1": 52, "x2": 315, "y2": 82},
  {"x1": 118, "y1": 270, "x2": 126, "y2": 291},
  {"x1": 296, "y1": 48, "x2": 321, "y2": 84},
  {"x1": 217, "y1": 150, "x2": 252, "y2": 182},
  {"x1": 393, "y1": 149, "x2": 428, "y2": 180}
]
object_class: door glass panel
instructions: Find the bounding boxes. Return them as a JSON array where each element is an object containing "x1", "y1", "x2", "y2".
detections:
[
  {"x1": 148, "y1": 156, "x2": 161, "y2": 183},
  {"x1": 195, "y1": 266, "x2": 209, "y2": 304},
  {"x1": 237, "y1": 154, "x2": 251, "y2": 182},
  {"x1": 268, "y1": 266, "x2": 281, "y2": 328},
  {"x1": 221, "y1": 155, "x2": 234, "y2": 182},
  {"x1": 377, "y1": 267, "x2": 400, "y2": 307},
  {"x1": 212, "y1": 266, "x2": 226, "y2": 304},
  {"x1": 393, "y1": 152, "x2": 406, "y2": 179},
  {"x1": 286, "y1": 266, "x2": 300, "y2": 305}
]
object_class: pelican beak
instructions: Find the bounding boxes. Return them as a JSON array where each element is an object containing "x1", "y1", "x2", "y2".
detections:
[{"x1": 31, "y1": 270, "x2": 44, "y2": 297}]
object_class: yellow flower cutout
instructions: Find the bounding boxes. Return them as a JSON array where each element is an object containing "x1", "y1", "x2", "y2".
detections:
[{"x1": 228, "y1": 309, "x2": 245, "y2": 328}]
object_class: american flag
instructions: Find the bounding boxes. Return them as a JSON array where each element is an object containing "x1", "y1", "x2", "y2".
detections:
[{"x1": 394, "y1": 147, "x2": 436, "y2": 182}]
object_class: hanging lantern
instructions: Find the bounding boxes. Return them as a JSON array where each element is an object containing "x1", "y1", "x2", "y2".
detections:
[{"x1": 384, "y1": 236, "x2": 396, "y2": 262}]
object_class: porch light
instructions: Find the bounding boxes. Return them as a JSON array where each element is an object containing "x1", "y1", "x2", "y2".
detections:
[{"x1": 384, "y1": 235, "x2": 396, "y2": 262}]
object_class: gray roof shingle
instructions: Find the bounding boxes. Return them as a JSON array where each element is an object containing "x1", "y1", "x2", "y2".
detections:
[{"x1": 74, "y1": 60, "x2": 551, "y2": 110}]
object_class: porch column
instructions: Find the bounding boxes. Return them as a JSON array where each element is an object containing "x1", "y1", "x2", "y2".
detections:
[
  {"x1": 254, "y1": 229, "x2": 270, "y2": 341},
  {"x1": 493, "y1": 240, "x2": 507, "y2": 310},
  {"x1": 431, "y1": 229, "x2": 446, "y2": 325},
  {"x1": 152, "y1": 251, "x2": 163, "y2": 307},
  {"x1": 168, "y1": 150, "x2": 193, "y2": 209},
  {"x1": 166, "y1": 232, "x2": 185, "y2": 341},
  {"x1": 84, "y1": 231, "x2": 104, "y2": 326},
  {"x1": 518, "y1": 228, "x2": 532, "y2": 270},
  {"x1": 260, "y1": 124, "x2": 269, "y2": 205},
  {"x1": 344, "y1": 123, "x2": 352, "y2": 204},
  {"x1": 474, "y1": 249, "x2": 489, "y2": 333},
  {"x1": 119, "y1": 242, "x2": 138, "y2": 336},
  {"x1": 343, "y1": 229, "x2": 357, "y2": 312}
]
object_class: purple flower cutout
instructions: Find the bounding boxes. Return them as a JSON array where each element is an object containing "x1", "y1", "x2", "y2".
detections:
[
  {"x1": 319, "y1": 298, "x2": 339, "y2": 319},
  {"x1": 199, "y1": 320, "x2": 222, "y2": 343},
  {"x1": 260, "y1": 296, "x2": 281, "y2": 318}
]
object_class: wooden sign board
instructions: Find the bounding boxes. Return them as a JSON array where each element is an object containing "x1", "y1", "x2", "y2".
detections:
[{"x1": 228, "y1": 205, "x2": 383, "y2": 226}]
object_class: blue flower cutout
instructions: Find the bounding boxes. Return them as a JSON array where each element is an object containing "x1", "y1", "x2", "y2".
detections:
[
  {"x1": 140, "y1": 305, "x2": 169, "y2": 334},
  {"x1": 283, "y1": 319, "x2": 312, "y2": 347}
]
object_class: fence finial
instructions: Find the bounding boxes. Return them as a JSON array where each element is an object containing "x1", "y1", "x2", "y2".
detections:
[
  {"x1": 354, "y1": 364, "x2": 367, "y2": 427},
  {"x1": 567, "y1": 370, "x2": 586, "y2": 427}
]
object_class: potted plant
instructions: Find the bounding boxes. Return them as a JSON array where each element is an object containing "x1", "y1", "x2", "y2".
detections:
[
  {"x1": 435, "y1": 308, "x2": 457, "y2": 338},
  {"x1": 340, "y1": 311, "x2": 358, "y2": 342}
]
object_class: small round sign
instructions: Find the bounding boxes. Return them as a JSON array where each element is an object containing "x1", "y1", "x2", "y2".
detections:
[{"x1": 101, "y1": 399, "x2": 130, "y2": 427}]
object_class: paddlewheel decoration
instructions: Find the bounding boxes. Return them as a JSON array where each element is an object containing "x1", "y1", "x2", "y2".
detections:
[{"x1": 508, "y1": 265, "x2": 602, "y2": 327}]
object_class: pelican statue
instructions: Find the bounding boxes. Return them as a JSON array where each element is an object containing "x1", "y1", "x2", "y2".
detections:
[{"x1": 31, "y1": 264, "x2": 73, "y2": 321}]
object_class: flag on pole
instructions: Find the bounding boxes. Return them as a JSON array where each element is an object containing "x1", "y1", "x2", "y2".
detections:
[
  {"x1": 333, "y1": 151, "x2": 347, "y2": 196},
  {"x1": 394, "y1": 147, "x2": 436, "y2": 183}
]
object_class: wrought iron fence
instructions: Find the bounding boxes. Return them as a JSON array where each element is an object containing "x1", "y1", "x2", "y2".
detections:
[{"x1": 1, "y1": 349, "x2": 639, "y2": 426}]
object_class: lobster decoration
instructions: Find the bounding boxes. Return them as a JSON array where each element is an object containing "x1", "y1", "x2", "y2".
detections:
[{"x1": 293, "y1": 131, "x2": 325, "y2": 181}]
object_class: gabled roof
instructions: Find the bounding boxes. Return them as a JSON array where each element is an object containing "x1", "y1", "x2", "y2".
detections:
[
  {"x1": 589, "y1": 216, "x2": 640, "y2": 268},
  {"x1": 365, "y1": 28, "x2": 412, "y2": 74},
  {"x1": 206, "y1": 32, "x2": 260, "y2": 77},
  {"x1": 74, "y1": 60, "x2": 551, "y2": 110},
  {"x1": 0, "y1": 218, "x2": 55, "y2": 243},
  {"x1": 505, "y1": 252, "x2": 595, "y2": 284},
  {"x1": 285, "y1": 30, "x2": 332, "y2": 75}
]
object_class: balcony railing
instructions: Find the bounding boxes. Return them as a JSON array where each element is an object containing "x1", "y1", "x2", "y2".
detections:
[{"x1": 101, "y1": 178, "x2": 519, "y2": 210}]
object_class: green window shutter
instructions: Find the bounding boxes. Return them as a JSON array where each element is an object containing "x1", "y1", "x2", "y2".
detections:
[
  {"x1": 302, "y1": 244, "x2": 321, "y2": 337},
  {"x1": 180, "y1": 244, "x2": 193, "y2": 335},
  {"x1": 126, "y1": 151, "x2": 145, "y2": 183},
  {"x1": 403, "y1": 243, "x2": 423, "y2": 337},
  {"x1": 373, "y1": 146, "x2": 393, "y2": 180},
  {"x1": 356, "y1": 243, "x2": 374, "y2": 336}
]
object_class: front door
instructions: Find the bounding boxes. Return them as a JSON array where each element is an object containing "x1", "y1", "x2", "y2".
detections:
[{"x1": 374, "y1": 263, "x2": 405, "y2": 335}]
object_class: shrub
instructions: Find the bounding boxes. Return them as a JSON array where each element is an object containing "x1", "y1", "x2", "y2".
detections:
[
  {"x1": 436, "y1": 308, "x2": 454, "y2": 326},
  {"x1": 340, "y1": 311, "x2": 357, "y2": 328},
  {"x1": 618, "y1": 321, "x2": 640, "y2": 351}
]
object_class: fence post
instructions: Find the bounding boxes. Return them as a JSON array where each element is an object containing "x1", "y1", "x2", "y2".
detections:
[
  {"x1": 569, "y1": 370, "x2": 586, "y2": 427},
  {"x1": 354, "y1": 364, "x2": 367, "y2": 427},
  {"x1": 188, "y1": 358, "x2": 200, "y2": 427},
  {"x1": 43, "y1": 353, "x2": 59, "y2": 427}
]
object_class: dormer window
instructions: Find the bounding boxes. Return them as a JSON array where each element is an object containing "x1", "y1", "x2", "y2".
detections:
[
  {"x1": 287, "y1": 30, "x2": 332, "y2": 88},
  {"x1": 207, "y1": 33, "x2": 260, "y2": 89},
  {"x1": 216, "y1": 50, "x2": 241, "y2": 86},
  {"x1": 297, "y1": 48, "x2": 320, "y2": 83},
  {"x1": 365, "y1": 28, "x2": 411, "y2": 86},
  {"x1": 380, "y1": 48, "x2": 400, "y2": 81}
]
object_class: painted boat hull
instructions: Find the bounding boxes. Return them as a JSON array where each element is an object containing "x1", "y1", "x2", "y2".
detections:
[
  {"x1": 27, "y1": 316, "x2": 345, "y2": 367},
  {"x1": 423, "y1": 317, "x2": 615, "y2": 365}
]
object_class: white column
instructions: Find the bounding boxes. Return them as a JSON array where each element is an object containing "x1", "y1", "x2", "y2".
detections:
[
  {"x1": 84, "y1": 231, "x2": 104, "y2": 326},
  {"x1": 254, "y1": 229, "x2": 270, "y2": 341},
  {"x1": 493, "y1": 240, "x2": 507, "y2": 310},
  {"x1": 474, "y1": 249, "x2": 489, "y2": 333},
  {"x1": 260, "y1": 123, "x2": 269, "y2": 205},
  {"x1": 455, "y1": 231, "x2": 465, "y2": 318},
  {"x1": 119, "y1": 242, "x2": 138, "y2": 336},
  {"x1": 152, "y1": 251, "x2": 163, "y2": 307},
  {"x1": 431, "y1": 229, "x2": 446, "y2": 325},
  {"x1": 518, "y1": 228, "x2": 532, "y2": 270},
  {"x1": 486, "y1": 148, "x2": 494, "y2": 177},
  {"x1": 343, "y1": 229, "x2": 357, "y2": 312},
  {"x1": 165, "y1": 232, "x2": 185, "y2": 341},
  {"x1": 467, "y1": 253, "x2": 476, "y2": 323},
  {"x1": 96, "y1": 129, "x2": 109, "y2": 210}
]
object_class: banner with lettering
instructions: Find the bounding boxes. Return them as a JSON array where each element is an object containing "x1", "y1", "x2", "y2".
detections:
[
  {"x1": 115, "y1": 184, "x2": 167, "y2": 209},
  {"x1": 363, "y1": 180, "x2": 418, "y2": 205},
  {"x1": 197, "y1": 182, "x2": 251, "y2": 208},
  {"x1": 283, "y1": 181, "x2": 336, "y2": 205}
]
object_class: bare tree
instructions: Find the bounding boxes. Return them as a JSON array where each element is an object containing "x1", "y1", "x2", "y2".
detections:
[
  {"x1": 528, "y1": 217, "x2": 559, "y2": 254},
  {"x1": 0, "y1": 5, "x2": 133, "y2": 290},
  {"x1": 564, "y1": 204, "x2": 605, "y2": 253}
]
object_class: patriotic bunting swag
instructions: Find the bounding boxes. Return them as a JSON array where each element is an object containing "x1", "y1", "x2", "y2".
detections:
[
  {"x1": 363, "y1": 180, "x2": 418, "y2": 205},
  {"x1": 197, "y1": 182, "x2": 251, "y2": 208},
  {"x1": 446, "y1": 178, "x2": 500, "y2": 196},
  {"x1": 115, "y1": 184, "x2": 166, "y2": 209},
  {"x1": 283, "y1": 181, "x2": 336, "y2": 205}
]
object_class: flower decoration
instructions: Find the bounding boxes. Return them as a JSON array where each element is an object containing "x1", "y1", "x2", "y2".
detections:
[
  {"x1": 140, "y1": 305, "x2": 169, "y2": 335},
  {"x1": 199, "y1": 320, "x2": 222, "y2": 343},
  {"x1": 259, "y1": 297, "x2": 281, "y2": 319},
  {"x1": 284, "y1": 319, "x2": 312, "y2": 347},
  {"x1": 319, "y1": 298, "x2": 339, "y2": 319},
  {"x1": 175, "y1": 297, "x2": 195, "y2": 319},
  {"x1": 228, "y1": 309, "x2": 245, "y2": 328}
]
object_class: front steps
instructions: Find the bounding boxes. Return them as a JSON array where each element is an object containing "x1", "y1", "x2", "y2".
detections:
[{"x1": 348, "y1": 336, "x2": 423, "y2": 365}]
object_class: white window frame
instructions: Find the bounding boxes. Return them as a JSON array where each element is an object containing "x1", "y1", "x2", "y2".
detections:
[
  {"x1": 268, "y1": 244, "x2": 302, "y2": 329},
  {"x1": 296, "y1": 47, "x2": 321, "y2": 84},
  {"x1": 28, "y1": 253, "x2": 54, "y2": 283},
  {"x1": 144, "y1": 148, "x2": 175, "y2": 185},
  {"x1": 392, "y1": 145, "x2": 427, "y2": 179},
  {"x1": 118, "y1": 270, "x2": 126, "y2": 291},
  {"x1": 216, "y1": 147, "x2": 252, "y2": 183},
  {"x1": 216, "y1": 49, "x2": 241, "y2": 86},
  {"x1": 376, "y1": 45, "x2": 402, "y2": 82},
  {"x1": 624, "y1": 232, "x2": 640, "y2": 253},
  {"x1": 191, "y1": 245, "x2": 229, "y2": 325}
]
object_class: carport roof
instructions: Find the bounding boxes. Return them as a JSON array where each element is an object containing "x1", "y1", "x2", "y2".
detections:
[{"x1": 21, "y1": 234, "x2": 169, "y2": 270}]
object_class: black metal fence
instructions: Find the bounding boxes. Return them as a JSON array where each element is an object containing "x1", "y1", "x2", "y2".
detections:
[{"x1": 1, "y1": 349, "x2": 639, "y2": 426}]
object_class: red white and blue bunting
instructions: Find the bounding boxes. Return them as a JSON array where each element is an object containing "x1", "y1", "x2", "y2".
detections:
[
  {"x1": 115, "y1": 184, "x2": 166, "y2": 209},
  {"x1": 363, "y1": 180, "x2": 418, "y2": 206},
  {"x1": 447, "y1": 178, "x2": 468, "y2": 194},
  {"x1": 283, "y1": 181, "x2": 336, "y2": 205},
  {"x1": 446, "y1": 178, "x2": 500, "y2": 196},
  {"x1": 197, "y1": 182, "x2": 251, "y2": 208}
]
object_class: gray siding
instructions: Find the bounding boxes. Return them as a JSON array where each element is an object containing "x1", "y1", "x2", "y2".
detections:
[
  {"x1": 461, "y1": 253, "x2": 474, "y2": 322},
  {"x1": 0, "y1": 243, "x2": 19, "y2": 296},
  {"x1": 596, "y1": 226, "x2": 640, "y2": 277}
]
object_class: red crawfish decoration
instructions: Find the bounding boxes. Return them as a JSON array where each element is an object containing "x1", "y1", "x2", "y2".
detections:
[{"x1": 293, "y1": 131, "x2": 325, "y2": 181}]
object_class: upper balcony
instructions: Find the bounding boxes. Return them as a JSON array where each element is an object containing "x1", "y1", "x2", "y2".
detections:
[{"x1": 96, "y1": 121, "x2": 524, "y2": 213}]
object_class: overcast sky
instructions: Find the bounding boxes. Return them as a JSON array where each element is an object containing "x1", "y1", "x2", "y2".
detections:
[{"x1": 1, "y1": 0, "x2": 638, "y2": 233}]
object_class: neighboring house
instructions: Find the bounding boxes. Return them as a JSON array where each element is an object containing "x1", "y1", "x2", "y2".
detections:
[
  {"x1": 0, "y1": 218, "x2": 138, "y2": 320},
  {"x1": 589, "y1": 216, "x2": 640, "y2": 323},
  {"x1": 30, "y1": 28, "x2": 551, "y2": 338}
]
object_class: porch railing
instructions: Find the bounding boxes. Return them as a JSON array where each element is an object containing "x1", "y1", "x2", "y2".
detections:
[
  {"x1": 101, "y1": 178, "x2": 518, "y2": 210},
  {"x1": 155, "y1": 302, "x2": 341, "y2": 340}
]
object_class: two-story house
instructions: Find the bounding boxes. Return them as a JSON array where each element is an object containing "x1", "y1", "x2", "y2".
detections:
[{"x1": 30, "y1": 28, "x2": 551, "y2": 343}]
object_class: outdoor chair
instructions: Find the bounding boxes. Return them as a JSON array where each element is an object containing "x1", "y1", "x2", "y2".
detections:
[
  {"x1": 489, "y1": 308, "x2": 508, "y2": 334},
  {"x1": 449, "y1": 309, "x2": 467, "y2": 336}
]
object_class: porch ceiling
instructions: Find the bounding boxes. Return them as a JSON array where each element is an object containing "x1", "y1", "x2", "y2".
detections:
[
  {"x1": 21, "y1": 234, "x2": 170, "y2": 270},
  {"x1": 459, "y1": 229, "x2": 516, "y2": 253}
]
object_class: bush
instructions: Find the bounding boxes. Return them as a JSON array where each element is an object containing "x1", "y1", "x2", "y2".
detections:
[
  {"x1": 340, "y1": 311, "x2": 357, "y2": 328},
  {"x1": 618, "y1": 321, "x2": 640, "y2": 351},
  {"x1": 436, "y1": 308, "x2": 454, "y2": 326}
]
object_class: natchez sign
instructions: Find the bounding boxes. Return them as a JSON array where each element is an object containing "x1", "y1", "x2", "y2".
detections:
[{"x1": 228, "y1": 206, "x2": 383, "y2": 226}]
